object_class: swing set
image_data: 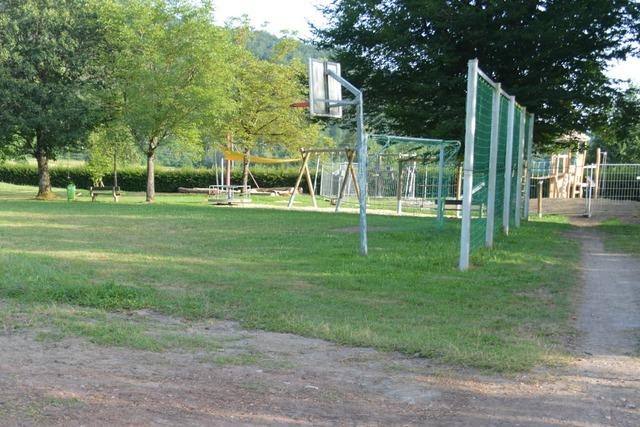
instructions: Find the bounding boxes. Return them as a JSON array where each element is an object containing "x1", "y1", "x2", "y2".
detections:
[{"x1": 287, "y1": 147, "x2": 360, "y2": 211}]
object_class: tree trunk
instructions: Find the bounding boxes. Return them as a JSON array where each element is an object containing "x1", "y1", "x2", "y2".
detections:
[
  {"x1": 242, "y1": 148, "x2": 250, "y2": 194},
  {"x1": 146, "y1": 150, "x2": 155, "y2": 203},
  {"x1": 35, "y1": 147, "x2": 52, "y2": 199}
]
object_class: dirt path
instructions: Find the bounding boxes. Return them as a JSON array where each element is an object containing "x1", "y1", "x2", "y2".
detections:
[
  {"x1": 574, "y1": 229, "x2": 640, "y2": 356},
  {"x1": 1, "y1": 229, "x2": 639, "y2": 426}
]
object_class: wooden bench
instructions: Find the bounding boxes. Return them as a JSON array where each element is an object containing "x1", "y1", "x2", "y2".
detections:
[{"x1": 90, "y1": 186, "x2": 121, "y2": 202}]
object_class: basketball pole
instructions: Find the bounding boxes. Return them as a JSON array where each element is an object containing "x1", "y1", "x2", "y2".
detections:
[{"x1": 326, "y1": 69, "x2": 368, "y2": 256}]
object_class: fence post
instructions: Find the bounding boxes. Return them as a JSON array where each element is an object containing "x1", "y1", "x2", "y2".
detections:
[
  {"x1": 537, "y1": 180, "x2": 543, "y2": 218},
  {"x1": 485, "y1": 83, "x2": 501, "y2": 247},
  {"x1": 514, "y1": 108, "x2": 526, "y2": 228},
  {"x1": 594, "y1": 147, "x2": 601, "y2": 199},
  {"x1": 502, "y1": 96, "x2": 516, "y2": 235},
  {"x1": 459, "y1": 59, "x2": 479, "y2": 271},
  {"x1": 523, "y1": 114, "x2": 534, "y2": 219},
  {"x1": 437, "y1": 144, "x2": 445, "y2": 224}
]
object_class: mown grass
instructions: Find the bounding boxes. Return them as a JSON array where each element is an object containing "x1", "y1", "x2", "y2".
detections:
[
  {"x1": 599, "y1": 218, "x2": 640, "y2": 256},
  {"x1": 0, "y1": 182, "x2": 581, "y2": 371}
]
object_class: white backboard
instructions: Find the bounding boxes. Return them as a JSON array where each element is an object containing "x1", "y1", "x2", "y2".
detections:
[{"x1": 309, "y1": 58, "x2": 343, "y2": 118}]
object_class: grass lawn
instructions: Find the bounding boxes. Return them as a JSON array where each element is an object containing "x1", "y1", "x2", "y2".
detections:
[
  {"x1": 0, "y1": 182, "x2": 580, "y2": 371},
  {"x1": 599, "y1": 218, "x2": 640, "y2": 256}
]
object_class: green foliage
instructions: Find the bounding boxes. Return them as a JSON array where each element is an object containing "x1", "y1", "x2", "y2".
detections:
[
  {"x1": 98, "y1": 0, "x2": 236, "y2": 199},
  {"x1": 224, "y1": 31, "x2": 324, "y2": 153},
  {"x1": 86, "y1": 124, "x2": 140, "y2": 185},
  {"x1": 245, "y1": 29, "x2": 328, "y2": 63},
  {"x1": 0, "y1": 0, "x2": 109, "y2": 194},
  {"x1": 315, "y1": 0, "x2": 640, "y2": 150},
  {"x1": 0, "y1": 163, "x2": 300, "y2": 191},
  {"x1": 590, "y1": 86, "x2": 640, "y2": 163}
]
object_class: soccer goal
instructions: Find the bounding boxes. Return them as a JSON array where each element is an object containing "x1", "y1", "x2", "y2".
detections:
[{"x1": 317, "y1": 135, "x2": 460, "y2": 221}]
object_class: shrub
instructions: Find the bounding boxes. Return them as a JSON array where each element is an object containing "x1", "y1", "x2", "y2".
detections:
[{"x1": 0, "y1": 163, "x2": 300, "y2": 192}]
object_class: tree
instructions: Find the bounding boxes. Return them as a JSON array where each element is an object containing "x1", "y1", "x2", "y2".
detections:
[
  {"x1": 86, "y1": 124, "x2": 140, "y2": 186},
  {"x1": 224, "y1": 34, "x2": 324, "y2": 190},
  {"x1": 591, "y1": 86, "x2": 640, "y2": 163},
  {"x1": 315, "y1": 0, "x2": 640, "y2": 150},
  {"x1": 0, "y1": 0, "x2": 107, "y2": 198},
  {"x1": 99, "y1": 0, "x2": 235, "y2": 202}
]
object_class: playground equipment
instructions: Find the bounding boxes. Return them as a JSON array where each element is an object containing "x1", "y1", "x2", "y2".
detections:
[
  {"x1": 287, "y1": 136, "x2": 461, "y2": 222},
  {"x1": 211, "y1": 149, "x2": 300, "y2": 204},
  {"x1": 459, "y1": 59, "x2": 535, "y2": 271},
  {"x1": 287, "y1": 147, "x2": 359, "y2": 210},
  {"x1": 208, "y1": 184, "x2": 251, "y2": 205},
  {"x1": 529, "y1": 148, "x2": 587, "y2": 199}
]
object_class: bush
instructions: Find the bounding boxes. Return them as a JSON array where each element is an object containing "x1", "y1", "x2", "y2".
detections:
[{"x1": 0, "y1": 163, "x2": 300, "y2": 192}]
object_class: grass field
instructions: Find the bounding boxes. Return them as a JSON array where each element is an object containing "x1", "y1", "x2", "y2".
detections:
[
  {"x1": 0, "y1": 182, "x2": 580, "y2": 371},
  {"x1": 599, "y1": 218, "x2": 640, "y2": 256}
]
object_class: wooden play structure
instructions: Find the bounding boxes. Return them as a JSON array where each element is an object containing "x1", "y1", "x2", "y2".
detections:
[{"x1": 531, "y1": 149, "x2": 588, "y2": 199}]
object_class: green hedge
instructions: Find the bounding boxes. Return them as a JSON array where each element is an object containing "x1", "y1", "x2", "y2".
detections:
[{"x1": 0, "y1": 163, "x2": 300, "y2": 192}]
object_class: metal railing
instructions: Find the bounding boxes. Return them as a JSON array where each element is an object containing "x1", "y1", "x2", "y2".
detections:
[{"x1": 585, "y1": 164, "x2": 640, "y2": 217}]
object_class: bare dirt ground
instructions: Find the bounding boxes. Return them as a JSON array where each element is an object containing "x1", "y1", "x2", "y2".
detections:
[{"x1": 1, "y1": 227, "x2": 639, "y2": 426}]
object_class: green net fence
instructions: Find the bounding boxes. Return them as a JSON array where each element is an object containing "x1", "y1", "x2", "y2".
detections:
[
  {"x1": 509, "y1": 106, "x2": 522, "y2": 225},
  {"x1": 459, "y1": 60, "x2": 535, "y2": 270},
  {"x1": 493, "y1": 94, "x2": 510, "y2": 235},
  {"x1": 468, "y1": 77, "x2": 493, "y2": 250}
]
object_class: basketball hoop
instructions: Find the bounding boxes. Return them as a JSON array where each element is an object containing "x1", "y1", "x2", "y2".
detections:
[{"x1": 290, "y1": 100, "x2": 310, "y2": 108}]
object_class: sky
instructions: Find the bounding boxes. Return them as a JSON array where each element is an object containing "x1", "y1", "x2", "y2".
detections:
[
  {"x1": 212, "y1": 0, "x2": 329, "y2": 39},
  {"x1": 211, "y1": 0, "x2": 639, "y2": 85}
]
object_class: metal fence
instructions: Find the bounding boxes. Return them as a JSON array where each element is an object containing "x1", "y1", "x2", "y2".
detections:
[{"x1": 585, "y1": 164, "x2": 640, "y2": 218}]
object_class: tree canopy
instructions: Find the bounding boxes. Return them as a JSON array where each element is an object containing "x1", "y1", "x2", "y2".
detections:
[
  {"x1": 0, "y1": 0, "x2": 107, "y2": 196},
  {"x1": 99, "y1": 0, "x2": 236, "y2": 201},
  {"x1": 591, "y1": 86, "x2": 640, "y2": 163},
  {"x1": 315, "y1": 0, "x2": 640, "y2": 151}
]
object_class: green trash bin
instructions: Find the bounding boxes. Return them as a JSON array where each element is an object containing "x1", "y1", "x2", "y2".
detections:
[{"x1": 66, "y1": 183, "x2": 76, "y2": 201}]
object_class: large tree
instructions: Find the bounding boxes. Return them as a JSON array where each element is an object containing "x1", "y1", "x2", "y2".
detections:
[
  {"x1": 224, "y1": 33, "x2": 324, "y2": 190},
  {"x1": 591, "y1": 86, "x2": 640, "y2": 163},
  {"x1": 99, "y1": 0, "x2": 234, "y2": 202},
  {"x1": 0, "y1": 0, "x2": 107, "y2": 197},
  {"x1": 315, "y1": 0, "x2": 640, "y2": 150}
]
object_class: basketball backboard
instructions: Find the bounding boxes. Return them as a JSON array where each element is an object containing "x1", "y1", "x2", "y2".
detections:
[{"x1": 309, "y1": 58, "x2": 343, "y2": 118}]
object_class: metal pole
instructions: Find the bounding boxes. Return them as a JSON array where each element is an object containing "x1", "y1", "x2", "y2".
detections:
[
  {"x1": 326, "y1": 69, "x2": 368, "y2": 255},
  {"x1": 502, "y1": 96, "x2": 516, "y2": 235},
  {"x1": 437, "y1": 144, "x2": 445, "y2": 224},
  {"x1": 537, "y1": 180, "x2": 543, "y2": 218},
  {"x1": 514, "y1": 108, "x2": 526, "y2": 228},
  {"x1": 113, "y1": 148, "x2": 118, "y2": 202},
  {"x1": 459, "y1": 59, "x2": 479, "y2": 271},
  {"x1": 396, "y1": 159, "x2": 403, "y2": 214},
  {"x1": 355, "y1": 94, "x2": 368, "y2": 255},
  {"x1": 485, "y1": 83, "x2": 501, "y2": 247},
  {"x1": 523, "y1": 114, "x2": 534, "y2": 219},
  {"x1": 594, "y1": 147, "x2": 601, "y2": 199},
  {"x1": 586, "y1": 167, "x2": 593, "y2": 218}
]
